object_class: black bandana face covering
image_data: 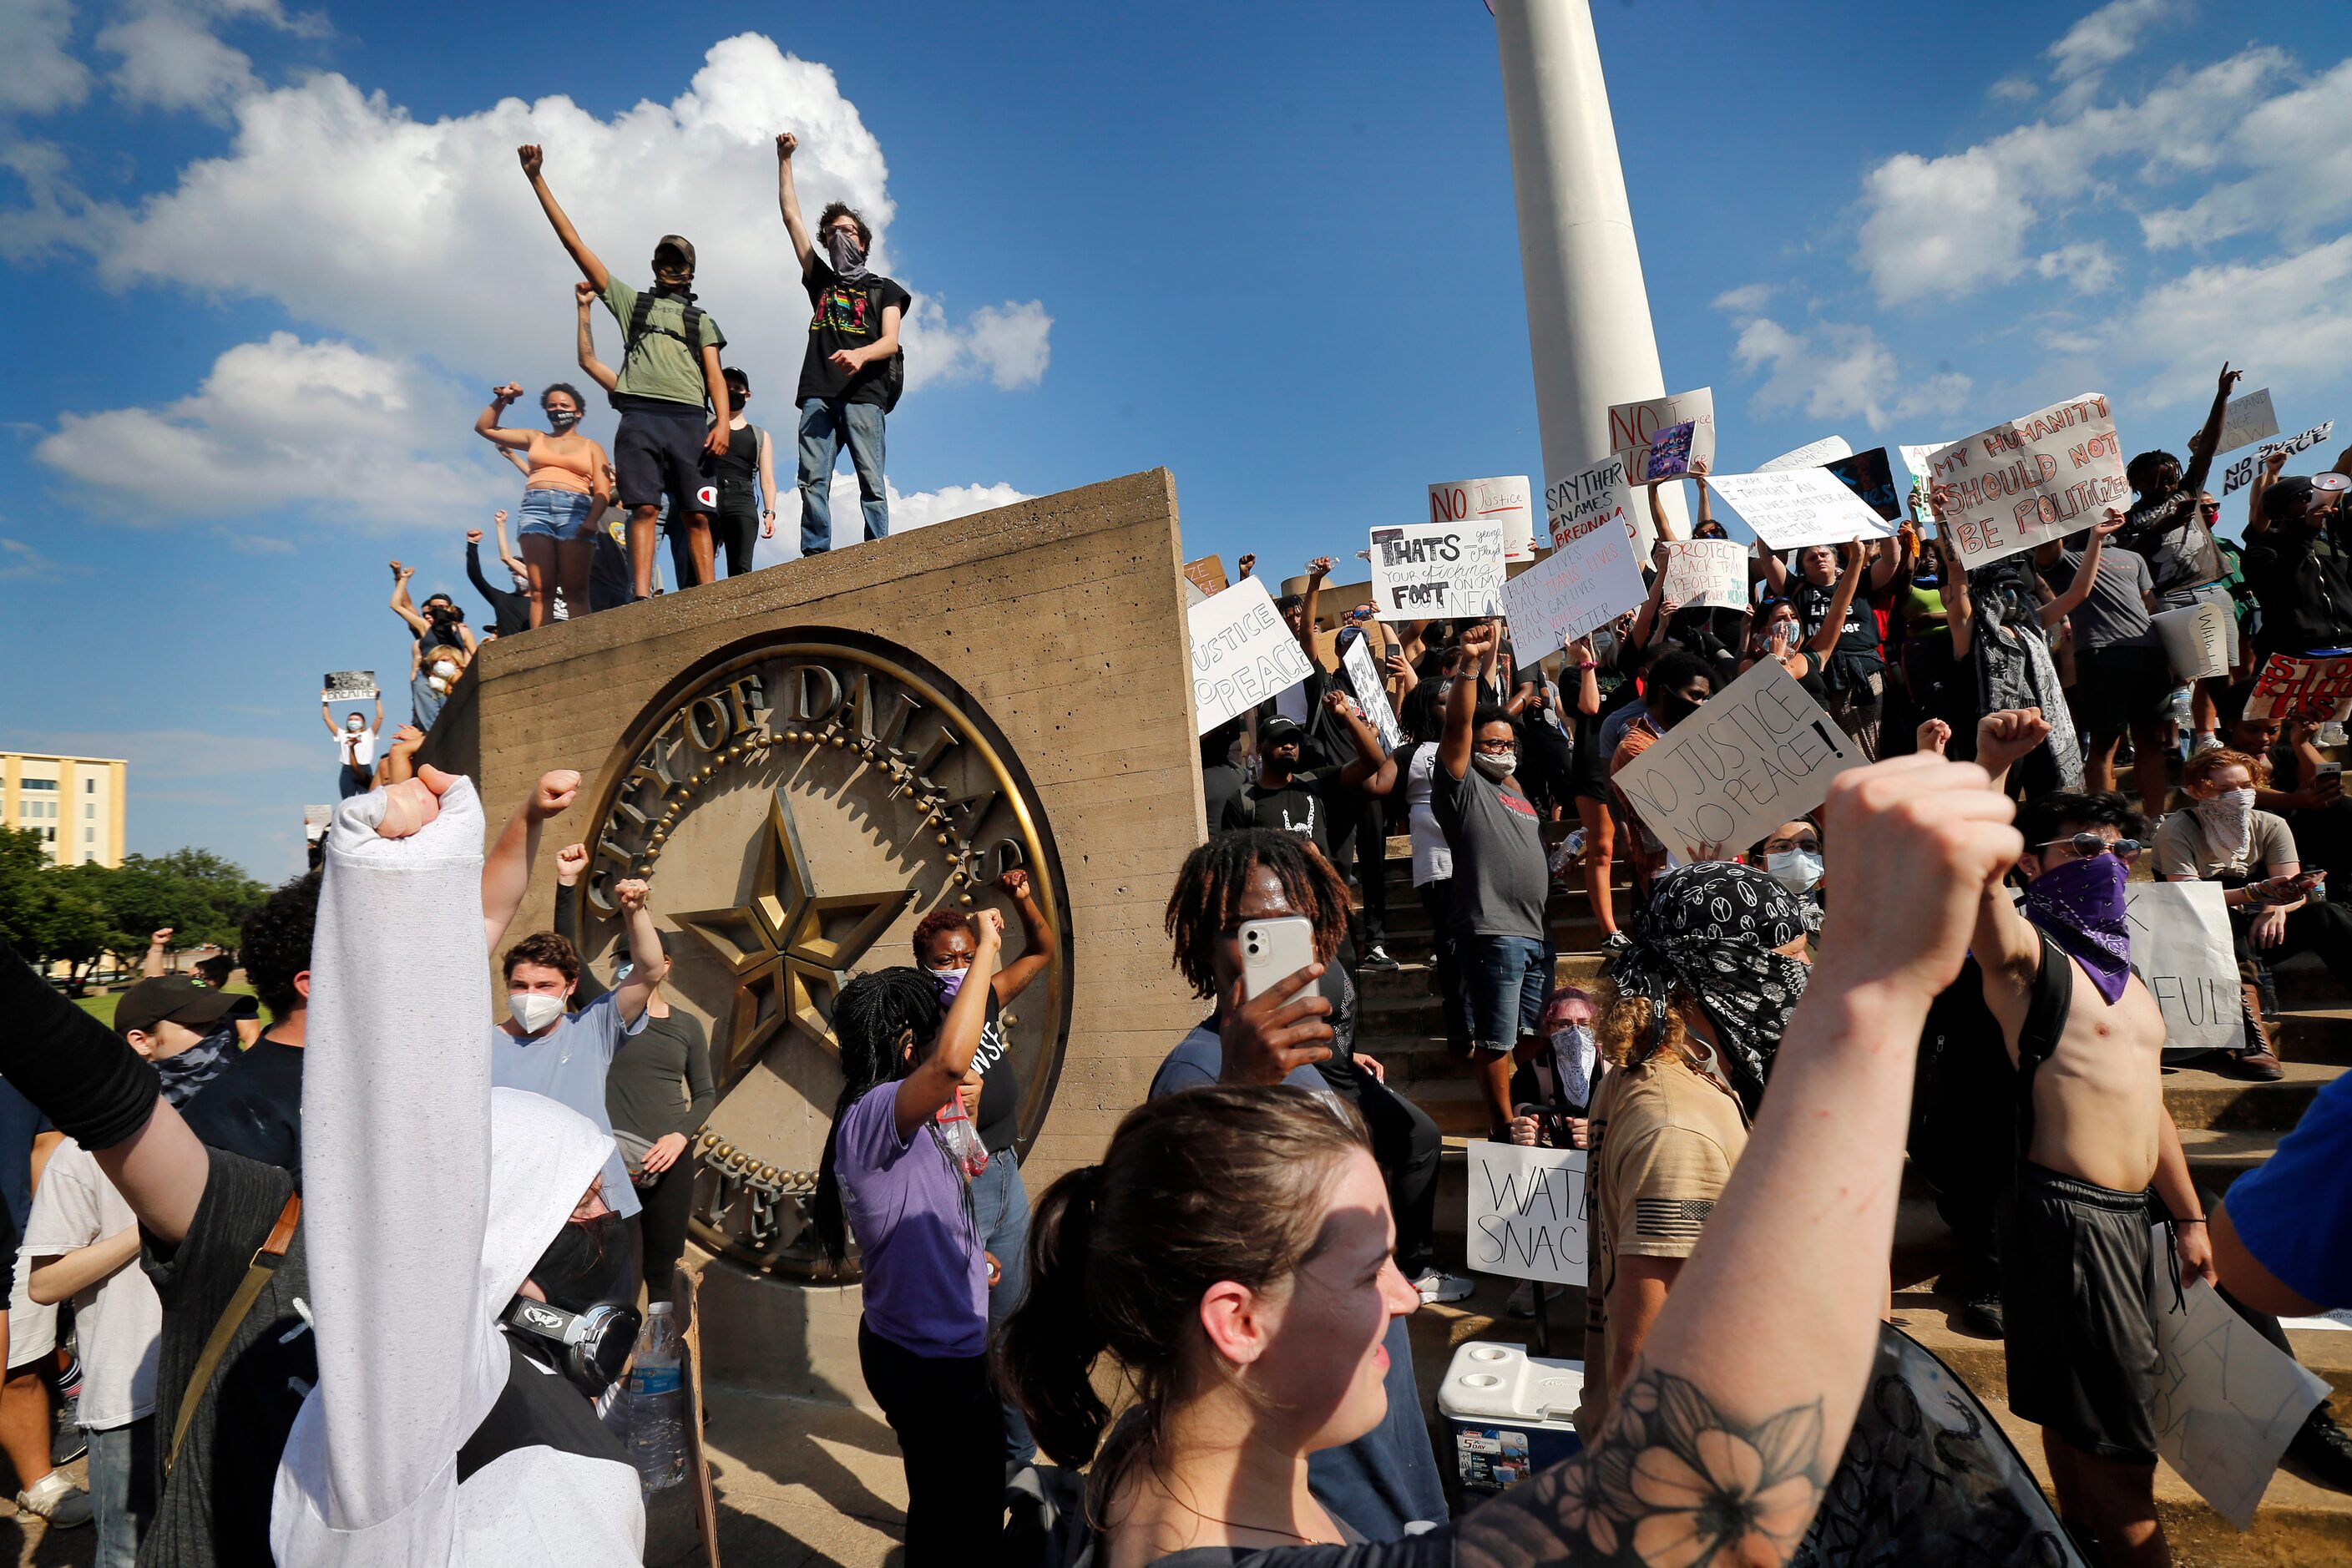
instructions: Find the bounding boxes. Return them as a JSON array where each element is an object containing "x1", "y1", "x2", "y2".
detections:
[
  {"x1": 154, "y1": 1019, "x2": 239, "y2": 1107},
  {"x1": 1604, "y1": 862, "x2": 1811, "y2": 1115}
]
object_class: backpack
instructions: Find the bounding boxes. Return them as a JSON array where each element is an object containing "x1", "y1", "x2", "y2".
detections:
[
  {"x1": 870, "y1": 281, "x2": 905, "y2": 413},
  {"x1": 625, "y1": 289, "x2": 708, "y2": 387}
]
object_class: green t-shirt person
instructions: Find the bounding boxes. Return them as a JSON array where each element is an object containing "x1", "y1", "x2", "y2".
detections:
[{"x1": 601, "y1": 276, "x2": 726, "y2": 409}]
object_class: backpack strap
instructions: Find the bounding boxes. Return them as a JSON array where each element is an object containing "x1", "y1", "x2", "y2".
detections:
[
  {"x1": 626, "y1": 288, "x2": 657, "y2": 353},
  {"x1": 166, "y1": 1191, "x2": 301, "y2": 1479},
  {"x1": 2011, "y1": 931, "x2": 2073, "y2": 1158}
]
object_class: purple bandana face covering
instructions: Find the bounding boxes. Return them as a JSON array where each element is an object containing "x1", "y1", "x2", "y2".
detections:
[{"x1": 2021, "y1": 851, "x2": 2132, "y2": 1004}]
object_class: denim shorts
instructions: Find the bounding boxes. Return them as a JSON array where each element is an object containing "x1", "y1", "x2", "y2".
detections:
[
  {"x1": 1463, "y1": 933, "x2": 1550, "y2": 1051},
  {"x1": 516, "y1": 487, "x2": 595, "y2": 543}
]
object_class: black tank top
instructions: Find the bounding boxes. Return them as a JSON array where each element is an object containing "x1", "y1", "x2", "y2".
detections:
[{"x1": 714, "y1": 422, "x2": 760, "y2": 509}]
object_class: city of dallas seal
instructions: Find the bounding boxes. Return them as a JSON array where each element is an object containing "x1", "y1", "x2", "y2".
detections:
[{"x1": 571, "y1": 630, "x2": 1070, "y2": 1275}]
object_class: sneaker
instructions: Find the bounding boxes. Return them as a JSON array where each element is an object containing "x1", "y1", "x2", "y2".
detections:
[
  {"x1": 2290, "y1": 1412, "x2": 2352, "y2": 1495},
  {"x1": 2223, "y1": 1046, "x2": 2286, "y2": 1082},
  {"x1": 1956, "y1": 1290, "x2": 2005, "y2": 1340},
  {"x1": 1506, "y1": 1279, "x2": 1537, "y2": 1318},
  {"x1": 1359, "y1": 944, "x2": 1400, "y2": 973},
  {"x1": 1413, "y1": 1269, "x2": 1475, "y2": 1305},
  {"x1": 49, "y1": 1400, "x2": 83, "y2": 1468},
  {"x1": 17, "y1": 1471, "x2": 91, "y2": 1528}
]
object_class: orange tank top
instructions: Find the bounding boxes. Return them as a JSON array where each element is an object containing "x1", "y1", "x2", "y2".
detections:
[{"x1": 524, "y1": 432, "x2": 596, "y2": 495}]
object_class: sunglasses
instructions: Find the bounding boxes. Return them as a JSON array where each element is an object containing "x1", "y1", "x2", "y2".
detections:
[{"x1": 2036, "y1": 834, "x2": 2142, "y2": 862}]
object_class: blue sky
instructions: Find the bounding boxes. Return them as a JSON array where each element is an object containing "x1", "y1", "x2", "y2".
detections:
[{"x1": 3, "y1": 0, "x2": 2347, "y2": 879}]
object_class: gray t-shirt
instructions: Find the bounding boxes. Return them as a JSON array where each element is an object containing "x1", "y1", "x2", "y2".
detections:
[
  {"x1": 2050, "y1": 546, "x2": 2157, "y2": 651},
  {"x1": 489, "y1": 992, "x2": 647, "y2": 1217},
  {"x1": 1431, "y1": 765, "x2": 1549, "y2": 940}
]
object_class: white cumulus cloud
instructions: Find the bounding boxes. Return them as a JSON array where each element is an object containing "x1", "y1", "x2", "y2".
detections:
[
  {"x1": 1722, "y1": 309, "x2": 1970, "y2": 435},
  {"x1": 2046, "y1": 0, "x2": 2194, "y2": 83},
  {"x1": 2110, "y1": 236, "x2": 2352, "y2": 407},
  {"x1": 2137, "y1": 56, "x2": 2352, "y2": 250},
  {"x1": 0, "y1": 0, "x2": 91, "y2": 116}
]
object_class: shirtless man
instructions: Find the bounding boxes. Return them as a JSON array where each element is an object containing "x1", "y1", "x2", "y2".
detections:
[{"x1": 1969, "y1": 706, "x2": 2210, "y2": 1568}]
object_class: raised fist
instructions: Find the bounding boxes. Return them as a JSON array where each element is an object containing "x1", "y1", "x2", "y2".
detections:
[
  {"x1": 775, "y1": 131, "x2": 798, "y2": 159},
  {"x1": 493, "y1": 382, "x2": 523, "y2": 403},
  {"x1": 555, "y1": 842, "x2": 589, "y2": 887},
  {"x1": 994, "y1": 867, "x2": 1031, "y2": 900},
  {"x1": 149, "y1": 928, "x2": 174, "y2": 946},
  {"x1": 528, "y1": 770, "x2": 582, "y2": 821},
  {"x1": 614, "y1": 878, "x2": 649, "y2": 915},
  {"x1": 467, "y1": 529, "x2": 483, "y2": 544},
  {"x1": 517, "y1": 144, "x2": 544, "y2": 177},
  {"x1": 574, "y1": 281, "x2": 598, "y2": 307}
]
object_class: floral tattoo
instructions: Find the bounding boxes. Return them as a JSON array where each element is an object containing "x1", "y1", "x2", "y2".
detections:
[{"x1": 1457, "y1": 1365, "x2": 1826, "y2": 1567}]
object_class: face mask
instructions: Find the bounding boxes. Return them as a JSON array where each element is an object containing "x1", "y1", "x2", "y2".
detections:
[
  {"x1": 529, "y1": 1211, "x2": 629, "y2": 1314},
  {"x1": 2021, "y1": 852, "x2": 2132, "y2": 1004},
  {"x1": 1657, "y1": 693, "x2": 1703, "y2": 728},
  {"x1": 931, "y1": 966, "x2": 966, "y2": 1003},
  {"x1": 545, "y1": 407, "x2": 579, "y2": 430},
  {"x1": 1548, "y1": 1024, "x2": 1596, "y2": 1106},
  {"x1": 346, "y1": 718, "x2": 363, "y2": 731},
  {"x1": 827, "y1": 227, "x2": 870, "y2": 281},
  {"x1": 508, "y1": 991, "x2": 566, "y2": 1033},
  {"x1": 432, "y1": 660, "x2": 458, "y2": 678},
  {"x1": 1765, "y1": 849, "x2": 1823, "y2": 894},
  {"x1": 154, "y1": 1019, "x2": 238, "y2": 1106},
  {"x1": 1473, "y1": 750, "x2": 1517, "y2": 781}
]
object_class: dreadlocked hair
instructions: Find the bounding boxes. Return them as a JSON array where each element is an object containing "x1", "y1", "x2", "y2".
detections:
[
  {"x1": 810, "y1": 967, "x2": 946, "y2": 1267},
  {"x1": 1163, "y1": 829, "x2": 1350, "y2": 999},
  {"x1": 1399, "y1": 680, "x2": 1446, "y2": 745},
  {"x1": 998, "y1": 1086, "x2": 1369, "y2": 1517}
]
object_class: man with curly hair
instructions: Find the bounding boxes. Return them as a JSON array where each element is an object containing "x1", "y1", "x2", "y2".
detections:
[{"x1": 181, "y1": 871, "x2": 321, "y2": 1171}]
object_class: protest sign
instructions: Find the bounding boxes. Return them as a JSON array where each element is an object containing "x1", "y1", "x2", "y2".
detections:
[
  {"x1": 1612, "y1": 658, "x2": 1864, "y2": 860},
  {"x1": 1657, "y1": 539, "x2": 1746, "y2": 610},
  {"x1": 1188, "y1": 578, "x2": 1316, "y2": 734},
  {"x1": 2125, "y1": 882, "x2": 2239, "y2": 1060},
  {"x1": 1430, "y1": 475, "x2": 1536, "y2": 562},
  {"x1": 1643, "y1": 420, "x2": 1697, "y2": 482},
  {"x1": 1703, "y1": 468, "x2": 1895, "y2": 550},
  {"x1": 1339, "y1": 633, "x2": 1404, "y2": 753},
  {"x1": 1503, "y1": 503, "x2": 1648, "y2": 662},
  {"x1": 1369, "y1": 520, "x2": 1507, "y2": 621},
  {"x1": 1823, "y1": 447, "x2": 1904, "y2": 523},
  {"x1": 2223, "y1": 421, "x2": 2337, "y2": 494},
  {"x1": 2195, "y1": 387, "x2": 2279, "y2": 456},
  {"x1": 1897, "y1": 443, "x2": 1947, "y2": 524},
  {"x1": 321, "y1": 670, "x2": 377, "y2": 702},
  {"x1": 2246, "y1": 653, "x2": 2352, "y2": 723},
  {"x1": 1465, "y1": 1141, "x2": 1586, "y2": 1287},
  {"x1": 1607, "y1": 387, "x2": 1715, "y2": 498},
  {"x1": 1793, "y1": 1327, "x2": 2087, "y2": 1568},
  {"x1": 1758, "y1": 434, "x2": 1852, "y2": 472},
  {"x1": 2145, "y1": 1233, "x2": 2329, "y2": 1530},
  {"x1": 1545, "y1": 453, "x2": 1638, "y2": 552},
  {"x1": 1922, "y1": 394, "x2": 2129, "y2": 567},
  {"x1": 2151, "y1": 601, "x2": 2230, "y2": 683},
  {"x1": 1183, "y1": 555, "x2": 1229, "y2": 596}
]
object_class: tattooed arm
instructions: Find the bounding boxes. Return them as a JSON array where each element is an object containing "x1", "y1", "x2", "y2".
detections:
[{"x1": 1454, "y1": 756, "x2": 2022, "y2": 1566}]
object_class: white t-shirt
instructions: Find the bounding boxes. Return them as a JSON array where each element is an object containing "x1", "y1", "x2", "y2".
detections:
[
  {"x1": 337, "y1": 727, "x2": 379, "y2": 769},
  {"x1": 19, "y1": 1141, "x2": 159, "y2": 1429},
  {"x1": 1406, "y1": 745, "x2": 1454, "y2": 887}
]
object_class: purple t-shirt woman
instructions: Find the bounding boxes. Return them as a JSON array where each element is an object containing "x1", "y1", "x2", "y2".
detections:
[{"x1": 834, "y1": 1082, "x2": 988, "y2": 1358}]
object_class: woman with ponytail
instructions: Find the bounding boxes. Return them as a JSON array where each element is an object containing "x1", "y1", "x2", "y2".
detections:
[
  {"x1": 810, "y1": 910, "x2": 1005, "y2": 1563},
  {"x1": 1003, "y1": 754, "x2": 2033, "y2": 1568}
]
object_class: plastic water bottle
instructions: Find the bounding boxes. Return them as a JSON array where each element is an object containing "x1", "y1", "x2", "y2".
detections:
[
  {"x1": 2169, "y1": 686, "x2": 2195, "y2": 758},
  {"x1": 624, "y1": 1302, "x2": 686, "y2": 1491}
]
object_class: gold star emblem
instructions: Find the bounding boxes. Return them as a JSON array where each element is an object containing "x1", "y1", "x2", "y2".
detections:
[{"x1": 672, "y1": 786, "x2": 915, "y2": 1080}]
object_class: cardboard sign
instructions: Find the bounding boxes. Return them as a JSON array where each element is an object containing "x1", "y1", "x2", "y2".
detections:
[
  {"x1": 322, "y1": 670, "x2": 378, "y2": 703},
  {"x1": 2126, "y1": 882, "x2": 2240, "y2": 1060},
  {"x1": 2246, "y1": 653, "x2": 2352, "y2": 723},
  {"x1": 1703, "y1": 468, "x2": 1895, "y2": 550},
  {"x1": 2223, "y1": 421, "x2": 2337, "y2": 495},
  {"x1": 1643, "y1": 420, "x2": 1698, "y2": 482},
  {"x1": 1339, "y1": 633, "x2": 1404, "y2": 753},
  {"x1": 2196, "y1": 387, "x2": 2279, "y2": 457},
  {"x1": 1431, "y1": 475, "x2": 1537, "y2": 562},
  {"x1": 1758, "y1": 435, "x2": 1852, "y2": 472},
  {"x1": 1368, "y1": 520, "x2": 1507, "y2": 620},
  {"x1": 1503, "y1": 503, "x2": 1648, "y2": 662},
  {"x1": 2145, "y1": 1232, "x2": 2329, "y2": 1530},
  {"x1": 1658, "y1": 539, "x2": 1747, "y2": 610},
  {"x1": 1922, "y1": 394, "x2": 2129, "y2": 567},
  {"x1": 1611, "y1": 658, "x2": 1864, "y2": 861},
  {"x1": 2152, "y1": 601, "x2": 2230, "y2": 683},
  {"x1": 1188, "y1": 578, "x2": 1317, "y2": 733},
  {"x1": 1608, "y1": 387, "x2": 1716, "y2": 499},
  {"x1": 1546, "y1": 453, "x2": 1638, "y2": 552},
  {"x1": 1183, "y1": 555, "x2": 1229, "y2": 596},
  {"x1": 1465, "y1": 1141, "x2": 1587, "y2": 1286},
  {"x1": 1824, "y1": 447, "x2": 1905, "y2": 523}
]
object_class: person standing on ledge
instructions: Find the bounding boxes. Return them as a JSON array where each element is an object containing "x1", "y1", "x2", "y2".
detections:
[
  {"x1": 518, "y1": 144, "x2": 731, "y2": 598},
  {"x1": 776, "y1": 131, "x2": 908, "y2": 557}
]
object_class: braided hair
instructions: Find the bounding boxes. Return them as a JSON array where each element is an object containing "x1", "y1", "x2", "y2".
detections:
[{"x1": 809, "y1": 967, "x2": 948, "y2": 1265}]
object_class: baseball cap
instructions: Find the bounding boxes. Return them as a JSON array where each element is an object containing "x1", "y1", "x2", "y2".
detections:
[
  {"x1": 2262, "y1": 477, "x2": 2318, "y2": 523},
  {"x1": 115, "y1": 975, "x2": 252, "y2": 1041},
  {"x1": 1261, "y1": 716, "x2": 1306, "y2": 746},
  {"x1": 654, "y1": 235, "x2": 696, "y2": 271}
]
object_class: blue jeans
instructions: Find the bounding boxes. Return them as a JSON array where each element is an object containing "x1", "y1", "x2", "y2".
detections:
[
  {"x1": 515, "y1": 487, "x2": 595, "y2": 543},
  {"x1": 970, "y1": 1151, "x2": 1037, "y2": 1468},
  {"x1": 1463, "y1": 933, "x2": 1550, "y2": 1052},
  {"x1": 797, "y1": 397, "x2": 889, "y2": 554},
  {"x1": 410, "y1": 674, "x2": 445, "y2": 731},
  {"x1": 87, "y1": 1417, "x2": 154, "y2": 1568}
]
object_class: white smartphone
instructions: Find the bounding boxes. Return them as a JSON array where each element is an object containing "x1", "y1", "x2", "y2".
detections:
[{"x1": 1238, "y1": 915, "x2": 1318, "y2": 1002}]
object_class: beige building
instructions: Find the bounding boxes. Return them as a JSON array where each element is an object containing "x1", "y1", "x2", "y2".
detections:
[{"x1": 2, "y1": 753, "x2": 128, "y2": 867}]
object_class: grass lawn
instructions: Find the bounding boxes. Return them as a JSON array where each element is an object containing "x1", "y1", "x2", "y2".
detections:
[{"x1": 73, "y1": 979, "x2": 256, "y2": 1029}]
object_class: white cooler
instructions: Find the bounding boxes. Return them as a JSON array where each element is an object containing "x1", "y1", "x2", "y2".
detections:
[{"x1": 1435, "y1": 1340, "x2": 1585, "y2": 1492}]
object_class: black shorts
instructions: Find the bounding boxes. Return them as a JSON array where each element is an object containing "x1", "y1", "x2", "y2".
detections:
[
  {"x1": 2071, "y1": 642, "x2": 2174, "y2": 736},
  {"x1": 1998, "y1": 1161, "x2": 2160, "y2": 1464},
  {"x1": 613, "y1": 405, "x2": 716, "y2": 515}
]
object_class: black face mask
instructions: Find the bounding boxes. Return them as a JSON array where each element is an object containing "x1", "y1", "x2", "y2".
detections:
[
  {"x1": 529, "y1": 1211, "x2": 629, "y2": 1313},
  {"x1": 1657, "y1": 692, "x2": 1704, "y2": 729}
]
